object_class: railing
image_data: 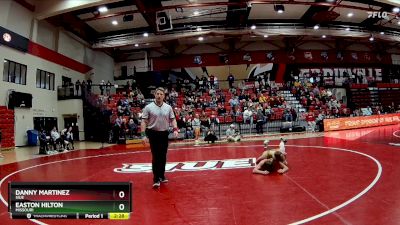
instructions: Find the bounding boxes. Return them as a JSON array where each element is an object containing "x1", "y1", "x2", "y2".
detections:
[
  {"x1": 211, "y1": 120, "x2": 307, "y2": 138},
  {"x1": 57, "y1": 86, "x2": 82, "y2": 100},
  {"x1": 115, "y1": 120, "x2": 309, "y2": 143},
  {"x1": 57, "y1": 84, "x2": 111, "y2": 100}
]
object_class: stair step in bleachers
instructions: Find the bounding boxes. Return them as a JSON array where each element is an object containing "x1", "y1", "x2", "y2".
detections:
[{"x1": 278, "y1": 90, "x2": 306, "y2": 112}]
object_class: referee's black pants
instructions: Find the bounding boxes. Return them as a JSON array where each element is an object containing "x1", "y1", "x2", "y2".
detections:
[{"x1": 146, "y1": 129, "x2": 169, "y2": 183}]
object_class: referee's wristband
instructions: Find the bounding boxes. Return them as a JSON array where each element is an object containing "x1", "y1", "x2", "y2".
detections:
[{"x1": 141, "y1": 131, "x2": 146, "y2": 137}]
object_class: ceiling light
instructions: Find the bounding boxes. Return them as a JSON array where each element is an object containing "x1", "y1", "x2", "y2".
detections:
[
  {"x1": 326, "y1": 0, "x2": 336, "y2": 2},
  {"x1": 143, "y1": 32, "x2": 149, "y2": 37},
  {"x1": 369, "y1": 36, "x2": 374, "y2": 41},
  {"x1": 345, "y1": 27, "x2": 350, "y2": 31},
  {"x1": 111, "y1": 20, "x2": 118, "y2": 25},
  {"x1": 393, "y1": 7, "x2": 400, "y2": 13},
  {"x1": 274, "y1": 5, "x2": 285, "y2": 14},
  {"x1": 380, "y1": 31, "x2": 384, "y2": 35},
  {"x1": 313, "y1": 24, "x2": 320, "y2": 30},
  {"x1": 134, "y1": 44, "x2": 139, "y2": 47},
  {"x1": 193, "y1": 11, "x2": 200, "y2": 16},
  {"x1": 347, "y1": 12, "x2": 354, "y2": 17},
  {"x1": 398, "y1": 21, "x2": 400, "y2": 25},
  {"x1": 251, "y1": 25, "x2": 256, "y2": 30},
  {"x1": 322, "y1": 35, "x2": 326, "y2": 38},
  {"x1": 98, "y1": 6, "x2": 108, "y2": 13},
  {"x1": 263, "y1": 34, "x2": 268, "y2": 38},
  {"x1": 198, "y1": 36, "x2": 204, "y2": 41},
  {"x1": 196, "y1": 27, "x2": 202, "y2": 32}
]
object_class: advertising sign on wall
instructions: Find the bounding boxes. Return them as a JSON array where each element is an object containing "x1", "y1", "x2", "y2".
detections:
[{"x1": 324, "y1": 113, "x2": 400, "y2": 131}]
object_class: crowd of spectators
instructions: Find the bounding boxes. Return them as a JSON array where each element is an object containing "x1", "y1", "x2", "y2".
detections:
[
  {"x1": 103, "y1": 74, "x2": 308, "y2": 142},
  {"x1": 108, "y1": 83, "x2": 145, "y2": 143},
  {"x1": 87, "y1": 72, "x2": 400, "y2": 143}
]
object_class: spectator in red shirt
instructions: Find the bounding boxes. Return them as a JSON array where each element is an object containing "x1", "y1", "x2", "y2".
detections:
[{"x1": 306, "y1": 112, "x2": 316, "y2": 132}]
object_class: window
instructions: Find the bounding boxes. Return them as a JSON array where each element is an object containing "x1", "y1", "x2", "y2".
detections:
[
  {"x1": 15, "y1": 63, "x2": 21, "y2": 84},
  {"x1": 3, "y1": 60, "x2": 9, "y2": 81},
  {"x1": 2, "y1": 59, "x2": 27, "y2": 85},
  {"x1": 36, "y1": 69, "x2": 55, "y2": 91},
  {"x1": 21, "y1": 65, "x2": 26, "y2": 84},
  {"x1": 9, "y1": 61, "x2": 15, "y2": 83}
]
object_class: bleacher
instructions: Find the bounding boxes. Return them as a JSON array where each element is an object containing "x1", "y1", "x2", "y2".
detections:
[
  {"x1": 86, "y1": 79, "x2": 400, "y2": 144},
  {"x1": 377, "y1": 83, "x2": 400, "y2": 107}
]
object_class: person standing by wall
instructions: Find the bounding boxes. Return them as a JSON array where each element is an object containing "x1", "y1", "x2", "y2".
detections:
[
  {"x1": 75, "y1": 80, "x2": 81, "y2": 96},
  {"x1": 191, "y1": 114, "x2": 201, "y2": 144},
  {"x1": 99, "y1": 80, "x2": 105, "y2": 95},
  {"x1": 255, "y1": 106, "x2": 265, "y2": 134},
  {"x1": 81, "y1": 80, "x2": 86, "y2": 98},
  {"x1": 106, "y1": 81, "x2": 112, "y2": 96},
  {"x1": 87, "y1": 78, "x2": 92, "y2": 94},
  {"x1": 141, "y1": 87, "x2": 179, "y2": 188},
  {"x1": 227, "y1": 74, "x2": 235, "y2": 88}
]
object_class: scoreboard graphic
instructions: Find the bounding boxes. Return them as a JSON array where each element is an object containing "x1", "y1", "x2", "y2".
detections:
[{"x1": 8, "y1": 182, "x2": 132, "y2": 220}]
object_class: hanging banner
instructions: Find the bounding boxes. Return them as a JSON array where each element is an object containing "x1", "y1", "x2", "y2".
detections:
[{"x1": 299, "y1": 67, "x2": 382, "y2": 86}]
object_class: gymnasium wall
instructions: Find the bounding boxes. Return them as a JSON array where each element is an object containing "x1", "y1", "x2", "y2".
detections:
[
  {"x1": 36, "y1": 20, "x2": 56, "y2": 50},
  {"x1": 0, "y1": 45, "x2": 84, "y2": 146},
  {"x1": 0, "y1": 0, "x2": 32, "y2": 38},
  {"x1": 0, "y1": 0, "x2": 114, "y2": 146},
  {"x1": 114, "y1": 58, "x2": 149, "y2": 78},
  {"x1": 83, "y1": 47, "x2": 115, "y2": 86},
  {"x1": 0, "y1": 0, "x2": 115, "y2": 86},
  {"x1": 58, "y1": 31, "x2": 85, "y2": 63}
]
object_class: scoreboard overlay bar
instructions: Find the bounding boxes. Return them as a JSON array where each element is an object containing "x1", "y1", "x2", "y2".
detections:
[{"x1": 8, "y1": 182, "x2": 132, "y2": 220}]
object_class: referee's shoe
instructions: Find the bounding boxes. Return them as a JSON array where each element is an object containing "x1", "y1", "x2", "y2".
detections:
[
  {"x1": 159, "y1": 177, "x2": 169, "y2": 183},
  {"x1": 152, "y1": 181, "x2": 160, "y2": 188}
]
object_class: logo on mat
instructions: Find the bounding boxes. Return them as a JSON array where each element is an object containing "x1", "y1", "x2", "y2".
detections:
[{"x1": 114, "y1": 158, "x2": 256, "y2": 173}]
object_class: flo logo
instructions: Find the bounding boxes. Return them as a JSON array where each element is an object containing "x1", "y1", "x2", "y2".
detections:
[
  {"x1": 367, "y1": 11, "x2": 389, "y2": 20},
  {"x1": 114, "y1": 158, "x2": 255, "y2": 173}
]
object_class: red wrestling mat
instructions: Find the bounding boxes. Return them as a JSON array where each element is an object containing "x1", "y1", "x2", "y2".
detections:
[{"x1": 1, "y1": 125, "x2": 400, "y2": 225}]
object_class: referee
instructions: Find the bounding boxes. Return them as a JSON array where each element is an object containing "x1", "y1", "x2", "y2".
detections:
[{"x1": 141, "y1": 87, "x2": 179, "y2": 188}]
